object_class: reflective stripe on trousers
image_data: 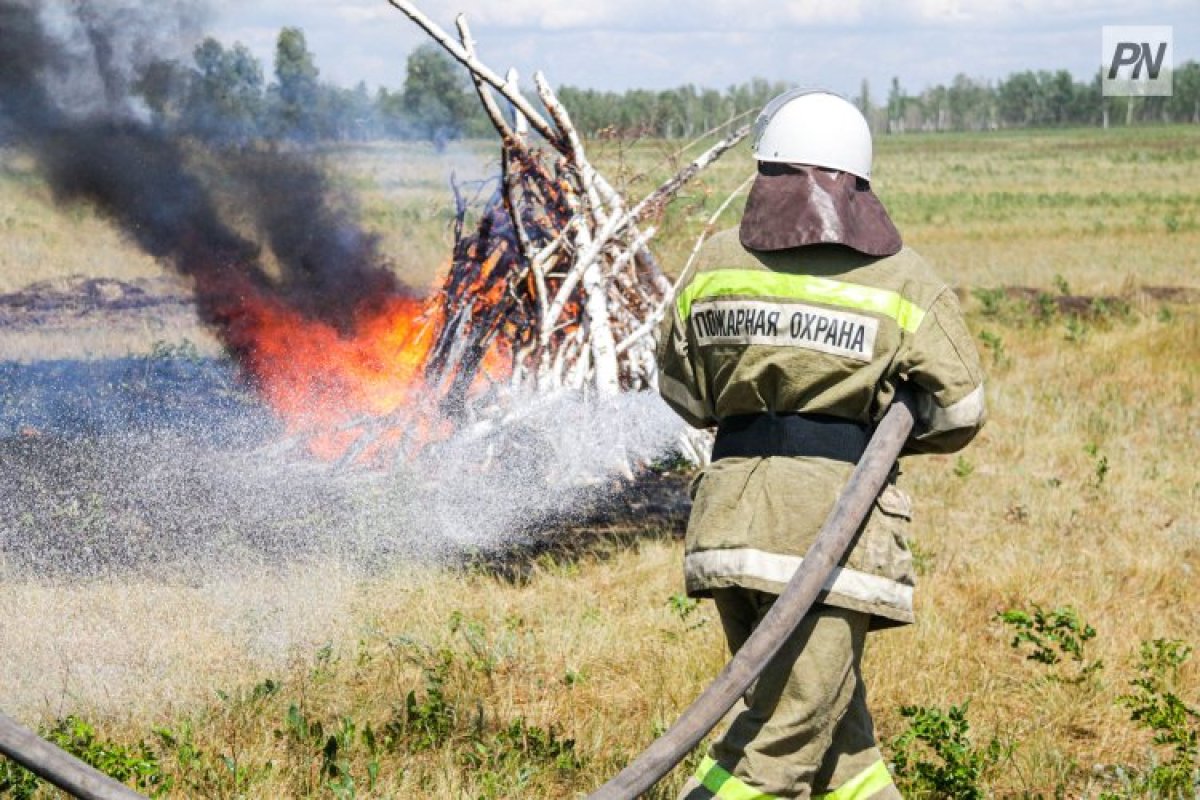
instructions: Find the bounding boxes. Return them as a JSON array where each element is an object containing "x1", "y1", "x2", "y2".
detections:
[
  {"x1": 692, "y1": 756, "x2": 896, "y2": 800},
  {"x1": 694, "y1": 756, "x2": 776, "y2": 799},
  {"x1": 814, "y1": 760, "x2": 895, "y2": 799}
]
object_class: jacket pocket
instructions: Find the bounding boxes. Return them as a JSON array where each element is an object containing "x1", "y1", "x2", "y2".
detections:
[
  {"x1": 847, "y1": 484, "x2": 915, "y2": 588},
  {"x1": 686, "y1": 458, "x2": 764, "y2": 549},
  {"x1": 692, "y1": 458, "x2": 762, "y2": 509}
]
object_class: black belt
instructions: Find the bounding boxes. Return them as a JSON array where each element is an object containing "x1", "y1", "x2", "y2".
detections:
[{"x1": 711, "y1": 412, "x2": 871, "y2": 463}]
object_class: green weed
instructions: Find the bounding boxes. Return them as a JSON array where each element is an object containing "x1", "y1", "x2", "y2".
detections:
[
  {"x1": 275, "y1": 703, "x2": 380, "y2": 798},
  {"x1": 150, "y1": 720, "x2": 213, "y2": 796},
  {"x1": 1084, "y1": 442, "x2": 1110, "y2": 489},
  {"x1": 387, "y1": 645, "x2": 458, "y2": 752},
  {"x1": 0, "y1": 754, "x2": 39, "y2": 798},
  {"x1": 1090, "y1": 296, "x2": 1131, "y2": 322},
  {"x1": 972, "y1": 287, "x2": 1008, "y2": 317},
  {"x1": 1034, "y1": 292, "x2": 1058, "y2": 324},
  {"x1": 995, "y1": 603, "x2": 1102, "y2": 683},
  {"x1": 0, "y1": 716, "x2": 167, "y2": 798},
  {"x1": 978, "y1": 329, "x2": 1009, "y2": 368},
  {"x1": 953, "y1": 456, "x2": 975, "y2": 479},
  {"x1": 462, "y1": 717, "x2": 581, "y2": 798},
  {"x1": 449, "y1": 610, "x2": 503, "y2": 676},
  {"x1": 908, "y1": 538, "x2": 936, "y2": 577},
  {"x1": 1064, "y1": 314, "x2": 1088, "y2": 342},
  {"x1": 889, "y1": 702, "x2": 1008, "y2": 800},
  {"x1": 667, "y1": 593, "x2": 707, "y2": 633},
  {"x1": 1104, "y1": 640, "x2": 1200, "y2": 798}
]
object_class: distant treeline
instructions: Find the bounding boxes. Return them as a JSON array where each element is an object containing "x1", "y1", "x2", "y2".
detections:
[
  {"x1": 135, "y1": 28, "x2": 785, "y2": 145},
  {"x1": 869, "y1": 70, "x2": 1200, "y2": 133},
  {"x1": 134, "y1": 27, "x2": 1200, "y2": 145}
]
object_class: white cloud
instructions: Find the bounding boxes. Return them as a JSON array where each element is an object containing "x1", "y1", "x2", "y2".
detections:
[
  {"x1": 780, "y1": 0, "x2": 866, "y2": 25},
  {"x1": 204, "y1": 0, "x2": 1199, "y2": 92}
]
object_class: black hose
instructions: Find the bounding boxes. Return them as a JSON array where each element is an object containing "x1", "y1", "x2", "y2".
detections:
[{"x1": 589, "y1": 398, "x2": 916, "y2": 799}]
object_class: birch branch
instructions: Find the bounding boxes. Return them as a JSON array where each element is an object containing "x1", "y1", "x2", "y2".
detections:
[
  {"x1": 455, "y1": 15, "x2": 514, "y2": 141},
  {"x1": 540, "y1": 210, "x2": 625, "y2": 343},
  {"x1": 676, "y1": 107, "x2": 758, "y2": 163},
  {"x1": 593, "y1": 173, "x2": 626, "y2": 217},
  {"x1": 534, "y1": 71, "x2": 611, "y2": 224},
  {"x1": 609, "y1": 225, "x2": 656, "y2": 282},
  {"x1": 582, "y1": 258, "x2": 620, "y2": 396},
  {"x1": 615, "y1": 173, "x2": 754, "y2": 355},
  {"x1": 630, "y1": 123, "x2": 751, "y2": 222},
  {"x1": 454, "y1": 15, "x2": 537, "y2": 273},
  {"x1": 505, "y1": 68, "x2": 529, "y2": 135},
  {"x1": 527, "y1": 214, "x2": 580, "y2": 328},
  {"x1": 529, "y1": 214, "x2": 578, "y2": 274},
  {"x1": 386, "y1": 0, "x2": 564, "y2": 150}
]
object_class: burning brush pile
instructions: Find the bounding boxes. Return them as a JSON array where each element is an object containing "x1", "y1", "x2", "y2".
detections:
[
  {"x1": 260, "y1": 3, "x2": 750, "y2": 472},
  {"x1": 0, "y1": 1, "x2": 748, "y2": 498}
]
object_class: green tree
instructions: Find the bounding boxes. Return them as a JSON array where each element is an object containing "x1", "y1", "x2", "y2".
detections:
[
  {"x1": 856, "y1": 78, "x2": 871, "y2": 115},
  {"x1": 345, "y1": 80, "x2": 379, "y2": 140},
  {"x1": 186, "y1": 37, "x2": 264, "y2": 142},
  {"x1": 273, "y1": 26, "x2": 319, "y2": 141},
  {"x1": 1045, "y1": 69, "x2": 1077, "y2": 125},
  {"x1": 657, "y1": 87, "x2": 689, "y2": 138},
  {"x1": 1168, "y1": 60, "x2": 1200, "y2": 123},
  {"x1": 886, "y1": 76, "x2": 908, "y2": 133},
  {"x1": 921, "y1": 83, "x2": 949, "y2": 130},
  {"x1": 699, "y1": 87, "x2": 727, "y2": 131},
  {"x1": 308, "y1": 80, "x2": 385, "y2": 142},
  {"x1": 375, "y1": 86, "x2": 408, "y2": 138},
  {"x1": 402, "y1": 42, "x2": 477, "y2": 146},
  {"x1": 947, "y1": 74, "x2": 989, "y2": 130},
  {"x1": 997, "y1": 70, "x2": 1037, "y2": 127}
]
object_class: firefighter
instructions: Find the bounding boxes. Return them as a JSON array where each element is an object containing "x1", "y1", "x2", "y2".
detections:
[{"x1": 658, "y1": 89, "x2": 987, "y2": 800}]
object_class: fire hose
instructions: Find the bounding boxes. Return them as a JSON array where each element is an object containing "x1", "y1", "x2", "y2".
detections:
[{"x1": 588, "y1": 396, "x2": 916, "y2": 799}]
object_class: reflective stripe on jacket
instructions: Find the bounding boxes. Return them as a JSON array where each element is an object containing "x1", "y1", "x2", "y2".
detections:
[{"x1": 656, "y1": 230, "x2": 986, "y2": 626}]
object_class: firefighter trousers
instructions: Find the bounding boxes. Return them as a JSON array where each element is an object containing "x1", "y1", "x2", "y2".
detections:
[{"x1": 678, "y1": 589, "x2": 901, "y2": 799}]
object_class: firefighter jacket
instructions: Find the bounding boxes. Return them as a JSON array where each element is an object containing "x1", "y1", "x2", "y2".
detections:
[{"x1": 656, "y1": 229, "x2": 986, "y2": 626}]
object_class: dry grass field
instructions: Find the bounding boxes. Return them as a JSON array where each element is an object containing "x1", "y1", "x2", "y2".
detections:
[{"x1": 1, "y1": 126, "x2": 1198, "y2": 798}]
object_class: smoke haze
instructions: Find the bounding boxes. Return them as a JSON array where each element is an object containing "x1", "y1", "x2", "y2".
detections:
[{"x1": 0, "y1": 0, "x2": 407, "y2": 338}]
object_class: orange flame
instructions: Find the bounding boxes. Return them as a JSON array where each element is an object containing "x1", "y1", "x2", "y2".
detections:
[
  {"x1": 212, "y1": 275, "x2": 510, "y2": 463},
  {"x1": 195, "y1": 171, "x2": 569, "y2": 463}
]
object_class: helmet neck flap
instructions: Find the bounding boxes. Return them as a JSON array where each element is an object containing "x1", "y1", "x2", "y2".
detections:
[{"x1": 739, "y1": 163, "x2": 902, "y2": 257}]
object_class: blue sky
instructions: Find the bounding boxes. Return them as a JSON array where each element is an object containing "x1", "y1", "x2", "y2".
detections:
[{"x1": 209, "y1": 1, "x2": 1199, "y2": 97}]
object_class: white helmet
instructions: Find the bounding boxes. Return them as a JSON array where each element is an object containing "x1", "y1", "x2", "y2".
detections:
[{"x1": 751, "y1": 89, "x2": 873, "y2": 181}]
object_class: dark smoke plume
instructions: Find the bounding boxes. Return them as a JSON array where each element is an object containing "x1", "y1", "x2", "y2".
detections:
[{"x1": 0, "y1": 0, "x2": 407, "y2": 336}]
